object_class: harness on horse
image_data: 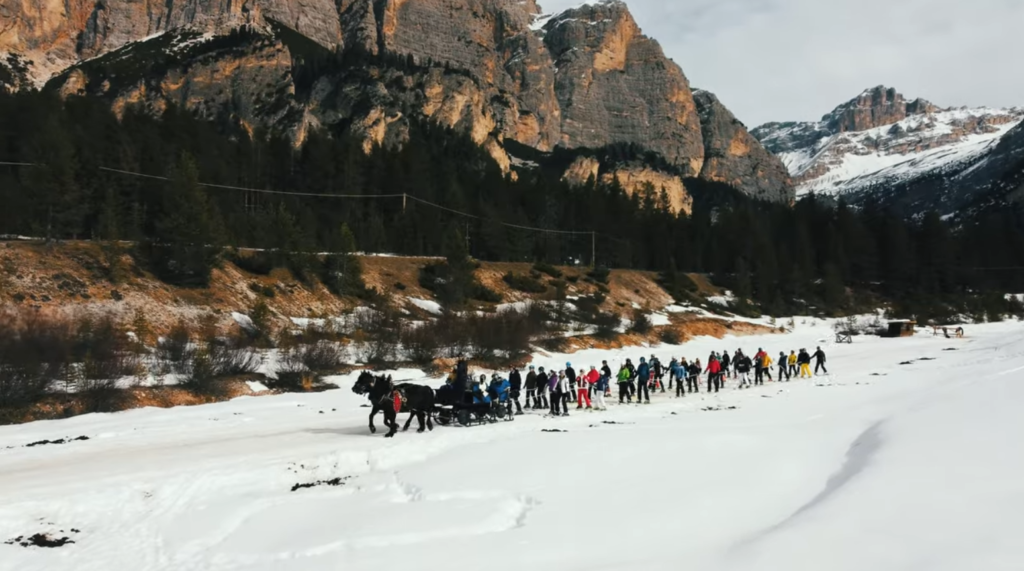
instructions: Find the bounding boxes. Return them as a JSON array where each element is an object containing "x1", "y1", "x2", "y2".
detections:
[{"x1": 372, "y1": 376, "x2": 405, "y2": 413}]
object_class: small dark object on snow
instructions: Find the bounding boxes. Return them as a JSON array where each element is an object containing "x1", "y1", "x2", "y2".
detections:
[
  {"x1": 899, "y1": 361, "x2": 914, "y2": 365},
  {"x1": 318, "y1": 411, "x2": 324, "y2": 414},
  {"x1": 701, "y1": 406, "x2": 737, "y2": 412},
  {"x1": 24, "y1": 436, "x2": 89, "y2": 448},
  {"x1": 919, "y1": 357, "x2": 937, "y2": 361},
  {"x1": 943, "y1": 348, "x2": 959, "y2": 352},
  {"x1": 541, "y1": 429, "x2": 567, "y2": 433},
  {"x1": 290, "y1": 476, "x2": 350, "y2": 492},
  {"x1": 5, "y1": 533, "x2": 76, "y2": 548}
]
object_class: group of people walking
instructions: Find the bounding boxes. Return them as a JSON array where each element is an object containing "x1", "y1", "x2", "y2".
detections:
[
  {"x1": 459, "y1": 346, "x2": 830, "y2": 417},
  {"x1": 696, "y1": 346, "x2": 827, "y2": 393}
]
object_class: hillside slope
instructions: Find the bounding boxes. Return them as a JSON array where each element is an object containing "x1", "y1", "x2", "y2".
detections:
[{"x1": 0, "y1": 241, "x2": 717, "y2": 334}]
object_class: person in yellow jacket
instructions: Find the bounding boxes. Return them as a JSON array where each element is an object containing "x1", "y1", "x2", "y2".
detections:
[
  {"x1": 788, "y1": 351, "x2": 798, "y2": 378},
  {"x1": 761, "y1": 353, "x2": 774, "y2": 381}
]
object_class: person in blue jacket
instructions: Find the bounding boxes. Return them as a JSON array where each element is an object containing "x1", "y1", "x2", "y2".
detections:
[
  {"x1": 673, "y1": 359, "x2": 688, "y2": 397},
  {"x1": 636, "y1": 357, "x2": 651, "y2": 404}
]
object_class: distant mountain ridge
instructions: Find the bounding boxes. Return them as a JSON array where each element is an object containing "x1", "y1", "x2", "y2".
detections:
[
  {"x1": 0, "y1": 0, "x2": 795, "y2": 208},
  {"x1": 753, "y1": 86, "x2": 1024, "y2": 214}
]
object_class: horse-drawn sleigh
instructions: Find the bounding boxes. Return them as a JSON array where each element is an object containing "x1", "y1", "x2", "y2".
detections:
[{"x1": 351, "y1": 372, "x2": 515, "y2": 437}]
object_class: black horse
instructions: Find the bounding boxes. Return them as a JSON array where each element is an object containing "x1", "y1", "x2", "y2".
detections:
[{"x1": 351, "y1": 372, "x2": 436, "y2": 437}]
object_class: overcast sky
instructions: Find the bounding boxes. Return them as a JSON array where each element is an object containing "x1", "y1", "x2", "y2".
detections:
[{"x1": 538, "y1": 0, "x2": 1024, "y2": 126}]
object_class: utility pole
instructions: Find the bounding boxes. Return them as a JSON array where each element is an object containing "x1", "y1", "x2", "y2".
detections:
[
  {"x1": 402, "y1": 193, "x2": 407, "y2": 213},
  {"x1": 591, "y1": 231, "x2": 596, "y2": 268}
]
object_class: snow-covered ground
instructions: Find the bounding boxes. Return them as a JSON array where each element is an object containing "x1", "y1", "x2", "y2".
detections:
[{"x1": 3, "y1": 320, "x2": 1024, "y2": 570}]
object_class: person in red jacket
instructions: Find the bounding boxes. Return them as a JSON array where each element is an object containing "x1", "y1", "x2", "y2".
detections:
[
  {"x1": 705, "y1": 356, "x2": 722, "y2": 393},
  {"x1": 576, "y1": 368, "x2": 595, "y2": 409}
]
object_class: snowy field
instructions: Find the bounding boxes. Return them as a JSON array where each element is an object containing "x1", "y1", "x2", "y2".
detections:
[{"x1": 3, "y1": 320, "x2": 1024, "y2": 570}]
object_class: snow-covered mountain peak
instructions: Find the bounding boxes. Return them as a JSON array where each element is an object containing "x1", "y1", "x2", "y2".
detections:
[{"x1": 752, "y1": 87, "x2": 1024, "y2": 201}]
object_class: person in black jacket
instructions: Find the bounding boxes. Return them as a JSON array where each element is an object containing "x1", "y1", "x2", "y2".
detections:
[
  {"x1": 737, "y1": 352, "x2": 754, "y2": 389},
  {"x1": 778, "y1": 351, "x2": 790, "y2": 382},
  {"x1": 509, "y1": 366, "x2": 523, "y2": 415},
  {"x1": 797, "y1": 349, "x2": 812, "y2": 378},
  {"x1": 601, "y1": 360, "x2": 612, "y2": 396},
  {"x1": 455, "y1": 358, "x2": 471, "y2": 404},
  {"x1": 813, "y1": 347, "x2": 828, "y2": 375},
  {"x1": 652, "y1": 356, "x2": 665, "y2": 393},
  {"x1": 565, "y1": 362, "x2": 577, "y2": 403},
  {"x1": 720, "y1": 351, "x2": 731, "y2": 380},
  {"x1": 524, "y1": 366, "x2": 538, "y2": 409},
  {"x1": 687, "y1": 360, "x2": 702, "y2": 393}
]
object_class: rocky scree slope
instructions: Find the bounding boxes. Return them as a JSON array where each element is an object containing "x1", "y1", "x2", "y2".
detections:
[
  {"x1": 752, "y1": 86, "x2": 1024, "y2": 214},
  {"x1": 0, "y1": 0, "x2": 793, "y2": 208}
]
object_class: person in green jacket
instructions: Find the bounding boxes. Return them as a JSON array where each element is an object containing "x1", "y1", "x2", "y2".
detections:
[{"x1": 617, "y1": 365, "x2": 632, "y2": 404}]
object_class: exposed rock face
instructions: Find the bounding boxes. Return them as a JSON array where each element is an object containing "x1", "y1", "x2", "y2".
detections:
[
  {"x1": 561, "y1": 156, "x2": 601, "y2": 187},
  {"x1": 0, "y1": 0, "x2": 341, "y2": 81},
  {"x1": 824, "y1": 86, "x2": 936, "y2": 133},
  {"x1": 601, "y1": 167, "x2": 692, "y2": 215},
  {"x1": 3, "y1": 0, "x2": 792, "y2": 204},
  {"x1": 693, "y1": 90, "x2": 792, "y2": 203},
  {"x1": 560, "y1": 155, "x2": 693, "y2": 214},
  {"x1": 541, "y1": 1, "x2": 704, "y2": 175},
  {"x1": 752, "y1": 86, "x2": 1024, "y2": 215}
]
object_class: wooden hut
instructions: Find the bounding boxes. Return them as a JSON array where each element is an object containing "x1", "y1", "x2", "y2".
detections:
[{"x1": 886, "y1": 320, "x2": 916, "y2": 338}]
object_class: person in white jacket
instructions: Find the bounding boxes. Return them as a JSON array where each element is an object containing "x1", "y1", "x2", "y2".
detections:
[{"x1": 553, "y1": 370, "x2": 570, "y2": 416}]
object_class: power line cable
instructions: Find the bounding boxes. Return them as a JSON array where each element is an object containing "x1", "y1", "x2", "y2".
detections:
[{"x1": 97, "y1": 167, "x2": 405, "y2": 198}]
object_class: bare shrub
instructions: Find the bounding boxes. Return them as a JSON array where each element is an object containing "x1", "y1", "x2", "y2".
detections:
[
  {"x1": 353, "y1": 306, "x2": 402, "y2": 365},
  {"x1": 0, "y1": 312, "x2": 73, "y2": 408},
  {"x1": 76, "y1": 316, "x2": 142, "y2": 391},
  {"x1": 208, "y1": 336, "x2": 264, "y2": 377},
  {"x1": 630, "y1": 308, "x2": 653, "y2": 334},
  {"x1": 402, "y1": 324, "x2": 442, "y2": 365}
]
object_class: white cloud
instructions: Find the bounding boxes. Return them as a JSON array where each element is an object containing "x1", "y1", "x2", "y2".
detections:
[{"x1": 538, "y1": 0, "x2": 1024, "y2": 126}]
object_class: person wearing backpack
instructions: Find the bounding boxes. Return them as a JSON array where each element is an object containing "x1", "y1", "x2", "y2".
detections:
[{"x1": 788, "y1": 351, "x2": 798, "y2": 378}]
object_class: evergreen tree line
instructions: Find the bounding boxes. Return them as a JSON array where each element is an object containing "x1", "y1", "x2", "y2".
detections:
[{"x1": 2, "y1": 91, "x2": 1024, "y2": 317}]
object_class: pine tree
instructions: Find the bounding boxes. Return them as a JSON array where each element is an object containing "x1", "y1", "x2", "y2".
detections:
[
  {"x1": 144, "y1": 153, "x2": 222, "y2": 287},
  {"x1": 323, "y1": 223, "x2": 366, "y2": 298}
]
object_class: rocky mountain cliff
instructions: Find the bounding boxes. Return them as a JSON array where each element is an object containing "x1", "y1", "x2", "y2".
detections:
[
  {"x1": 0, "y1": 0, "x2": 793, "y2": 207},
  {"x1": 752, "y1": 86, "x2": 1023, "y2": 214}
]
